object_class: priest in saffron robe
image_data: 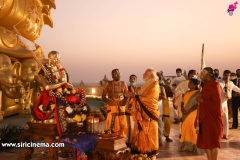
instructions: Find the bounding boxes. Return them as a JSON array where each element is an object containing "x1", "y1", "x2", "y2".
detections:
[
  {"x1": 126, "y1": 68, "x2": 160, "y2": 160},
  {"x1": 196, "y1": 67, "x2": 223, "y2": 160}
]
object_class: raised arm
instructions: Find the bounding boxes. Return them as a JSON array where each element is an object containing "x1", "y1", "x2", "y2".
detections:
[
  {"x1": 159, "y1": 86, "x2": 167, "y2": 100},
  {"x1": 232, "y1": 83, "x2": 240, "y2": 93}
]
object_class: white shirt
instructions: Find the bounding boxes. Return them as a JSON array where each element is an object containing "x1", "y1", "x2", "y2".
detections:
[
  {"x1": 173, "y1": 80, "x2": 189, "y2": 107},
  {"x1": 218, "y1": 80, "x2": 240, "y2": 102},
  {"x1": 170, "y1": 75, "x2": 186, "y2": 93}
]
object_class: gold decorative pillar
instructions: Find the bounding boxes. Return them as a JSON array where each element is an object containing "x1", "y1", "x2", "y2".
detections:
[{"x1": 0, "y1": 91, "x2": 3, "y2": 121}]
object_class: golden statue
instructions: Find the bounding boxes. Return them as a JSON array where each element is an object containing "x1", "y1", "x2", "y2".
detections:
[{"x1": 0, "y1": 0, "x2": 56, "y2": 121}]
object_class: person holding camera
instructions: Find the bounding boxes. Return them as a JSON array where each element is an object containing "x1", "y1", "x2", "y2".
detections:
[
  {"x1": 157, "y1": 71, "x2": 173, "y2": 144},
  {"x1": 230, "y1": 69, "x2": 240, "y2": 129},
  {"x1": 218, "y1": 70, "x2": 240, "y2": 139}
]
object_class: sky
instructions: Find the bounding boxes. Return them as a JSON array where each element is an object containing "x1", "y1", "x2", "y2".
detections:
[{"x1": 36, "y1": 0, "x2": 240, "y2": 84}]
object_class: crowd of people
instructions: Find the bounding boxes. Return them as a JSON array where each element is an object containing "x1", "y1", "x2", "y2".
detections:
[
  {"x1": 101, "y1": 67, "x2": 240, "y2": 160},
  {"x1": 30, "y1": 50, "x2": 239, "y2": 160},
  {"x1": 29, "y1": 50, "x2": 239, "y2": 160}
]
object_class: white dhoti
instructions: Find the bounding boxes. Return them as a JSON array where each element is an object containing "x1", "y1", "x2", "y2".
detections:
[{"x1": 222, "y1": 100, "x2": 229, "y2": 136}]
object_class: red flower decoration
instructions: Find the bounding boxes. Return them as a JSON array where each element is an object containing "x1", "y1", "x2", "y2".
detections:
[{"x1": 67, "y1": 95, "x2": 80, "y2": 104}]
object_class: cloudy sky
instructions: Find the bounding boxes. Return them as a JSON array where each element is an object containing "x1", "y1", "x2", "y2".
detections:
[{"x1": 36, "y1": 0, "x2": 240, "y2": 83}]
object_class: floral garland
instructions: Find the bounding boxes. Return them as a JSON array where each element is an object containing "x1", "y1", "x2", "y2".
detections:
[
  {"x1": 43, "y1": 64, "x2": 89, "y2": 126},
  {"x1": 65, "y1": 88, "x2": 86, "y2": 106},
  {"x1": 44, "y1": 64, "x2": 66, "y2": 83},
  {"x1": 49, "y1": 87, "x2": 89, "y2": 123}
]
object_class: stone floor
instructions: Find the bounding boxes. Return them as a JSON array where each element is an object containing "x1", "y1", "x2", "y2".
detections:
[
  {"x1": 157, "y1": 123, "x2": 240, "y2": 160},
  {"x1": 0, "y1": 110, "x2": 240, "y2": 160}
]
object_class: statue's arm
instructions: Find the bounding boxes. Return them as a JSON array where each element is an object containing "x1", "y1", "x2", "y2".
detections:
[{"x1": 40, "y1": 74, "x2": 67, "y2": 91}]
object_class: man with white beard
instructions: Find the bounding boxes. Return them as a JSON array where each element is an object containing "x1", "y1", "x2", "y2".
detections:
[{"x1": 125, "y1": 68, "x2": 159, "y2": 160}]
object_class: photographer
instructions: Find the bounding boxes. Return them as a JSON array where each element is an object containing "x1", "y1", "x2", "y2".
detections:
[
  {"x1": 230, "y1": 69, "x2": 240, "y2": 129},
  {"x1": 157, "y1": 71, "x2": 173, "y2": 143},
  {"x1": 218, "y1": 70, "x2": 240, "y2": 139}
]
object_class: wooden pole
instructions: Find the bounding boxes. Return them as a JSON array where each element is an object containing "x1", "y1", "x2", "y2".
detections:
[
  {"x1": 201, "y1": 43, "x2": 204, "y2": 70},
  {"x1": 197, "y1": 43, "x2": 204, "y2": 134},
  {"x1": 13, "y1": 26, "x2": 49, "y2": 76}
]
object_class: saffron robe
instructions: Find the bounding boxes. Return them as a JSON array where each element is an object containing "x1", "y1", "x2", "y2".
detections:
[
  {"x1": 104, "y1": 105, "x2": 127, "y2": 137},
  {"x1": 131, "y1": 81, "x2": 160, "y2": 155}
]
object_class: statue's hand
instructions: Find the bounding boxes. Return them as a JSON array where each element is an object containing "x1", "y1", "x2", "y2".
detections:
[{"x1": 65, "y1": 82, "x2": 73, "y2": 89}]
